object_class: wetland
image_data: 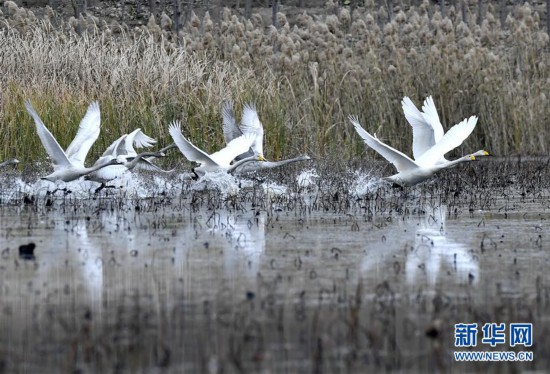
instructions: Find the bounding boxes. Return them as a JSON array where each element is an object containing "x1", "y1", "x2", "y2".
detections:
[
  {"x1": 1, "y1": 0, "x2": 550, "y2": 371},
  {"x1": 0, "y1": 158, "x2": 549, "y2": 372}
]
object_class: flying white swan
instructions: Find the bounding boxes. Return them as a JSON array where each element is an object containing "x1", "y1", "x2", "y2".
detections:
[
  {"x1": 0, "y1": 158, "x2": 19, "y2": 168},
  {"x1": 25, "y1": 100, "x2": 123, "y2": 182},
  {"x1": 85, "y1": 128, "x2": 171, "y2": 184},
  {"x1": 402, "y1": 96, "x2": 446, "y2": 161},
  {"x1": 223, "y1": 100, "x2": 264, "y2": 160},
  {"x1": 401, "y1": 96, "x2": 489, "y2": 164},
  {"x1": 168, "y1": 120, "x2": 265, "y2": 178},
  {"x1": 221, "y1": 100, "x2": 311, "y2": 172},
  {"x1": 349, "y1": 115, "x2": 488, "y2": 187}
]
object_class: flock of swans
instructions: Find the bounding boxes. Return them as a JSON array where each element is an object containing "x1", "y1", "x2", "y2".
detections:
[{"x1": 0, "y1": 96, "x2": 489, "y2": 189}]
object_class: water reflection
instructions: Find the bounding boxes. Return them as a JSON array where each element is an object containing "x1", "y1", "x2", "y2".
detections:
[
  {"x1": 61, "y1": 220, "x2": 104, "y2": 308},
  {"x1": 1, "y1": 193, "x2": 547, "y2": 372},
  {"x1": 362, "y1": 205, "x2": 479, "y2": 287},
  {"x1": 178, "y1": 209, "x2": 267, "y2": 279},
  {"x1": 213, "y1": 210, "x2": 266, "y2": 278},
  {"x1": 407, "y1": 206, "x2": 479, "y2": 286}
]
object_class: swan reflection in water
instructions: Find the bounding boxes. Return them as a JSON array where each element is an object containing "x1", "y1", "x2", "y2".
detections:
[
  {"x1": 362, "y1": 205, "x2": 479, "y2": 287},
  {"x1": 407, "y1": 206, "x2": 479, "y2": 286},
  {"x1": 35, "y1": 209, "x2": 266, "y2": 297},
  {"x1": 204, "y1": 210, "x2": 266, "y2": 278}
]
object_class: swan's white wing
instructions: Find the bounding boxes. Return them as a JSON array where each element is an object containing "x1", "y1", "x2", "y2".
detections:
[
  {"x1": 168, "y1": 121, "x2": 217, "y2": 167},
  {"x1": 114, "y1": 134, "x2": 131, "y2": 156},
  {"x1": 91, "y1": 164, "x2": 127, "y2": 181},
  {"x1": 349, "y1": 116, "x2": 418, "y2": 173},
  {"x1": 421, "y1": 96, "x2": 444, "y2": 143},
  {"x1": 99, "y1": 135, "x2": 124, "y2": 158},
  {"x1": 402, "y1": 97, "x2": 436, "y2": 159},
  {"x1": 25, "y1": 100, "x2": 72, "y2": 169},
  {"x1": 209, "y1": 133, "x2": 255, "y2": 167},
  {"x1": 135, "y1": 158, "x2": 174, "y2": 173},
  {"x1": 222, "y1": 100, "x2": 242, "y2": 144},
  {"x1": 127, "y1": 128, "x2": 156, "y2": 151},
  {"x1": 240, "y1": 103, "x2": 264, "y2": 156},
  {"x1": 91, "y1": 154, "x2": 114, "y2": 168},
  {"x1": 416, "y1": 116, "x2": 478, "y2": 167},
  {"x1": 121, "y1": 129, "x2": 140, "y2": 156},
  {"x1": 65, "y1": 101, "x2": 101, "y2": 167},
  {"x1": 235, "y1": 155, "x2": 312, "y2": 172}
]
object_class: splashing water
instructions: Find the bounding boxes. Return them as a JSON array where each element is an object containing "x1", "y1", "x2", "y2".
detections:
[
  {"x1": 296, "y1": 168, "x2": 318, "y2": 189},
  {"x1": 191, "y1": 171, "x2": 240, "y2": 196},
  {"x1": 350, "y1": 170, "x2": 381, "y2": 196},
  {"x1": 3, "y1": 177, "x2": 98, "y2": 200},
  {"x1": 262, "y1": 181, "x2": 288, "y2": 198},
  {"x1": 0, "y1": 171, "x2": 179, "y2": 203}
]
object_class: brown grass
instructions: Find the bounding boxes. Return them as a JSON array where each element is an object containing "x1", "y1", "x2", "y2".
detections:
[{"x1": 0, "y1": 1, "x2": 548, "y2": 165}]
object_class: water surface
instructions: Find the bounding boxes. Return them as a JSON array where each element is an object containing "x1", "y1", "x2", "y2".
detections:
[{"x1": 0, "y1": 161, "x2": 549, "y2": 372}]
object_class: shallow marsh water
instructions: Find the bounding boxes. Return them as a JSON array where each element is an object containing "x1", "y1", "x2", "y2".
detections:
[{"x1": 0, "y1": 159, "x2": 549, "y2": 372}]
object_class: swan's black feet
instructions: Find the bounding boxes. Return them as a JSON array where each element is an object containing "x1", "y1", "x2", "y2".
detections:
[
  {"x1": 23, "y1": 194, "x2": 35, "y2": 205},
  {"x1": 251, "y1": 176, "x2": 266, "y2": 184},
  {"x1": 48, "y1": 188, "x2": 72, "y2": 195},
  {"x1": 94, "y1": 183, "x2": 116, "y2": 193},
  {"x1": 192, "y1": 169, "x2": 200, "y2": 181},
  {"x1": 391, "y1": 183, "x2": 404, "y2": 190}
]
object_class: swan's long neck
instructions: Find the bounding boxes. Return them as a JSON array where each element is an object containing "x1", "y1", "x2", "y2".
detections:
[
  {"x1": 228, "y1": 156, "x2": 262, "y2": 173},
  {"x1": 0, "y1": 159, "x2": 19, "y2": 168},
  {"x1": 262, "y1": 156, "x2": 311, "y2": 169},
  {"x1": 83, "y1": 158, "x2": 122, "y2": 175},
  {"x1": 436, "y1": 155, "x2": 475, "y2": 170},
  {"x1": 157, "y1": 143, "x2": 178, "y2": 154},
  {"x1": 231, "y1": 155, "x2": 311, "y2": 173},
  {"x1": 124, "y1": 151, "x2": 165, "y2": 170}
]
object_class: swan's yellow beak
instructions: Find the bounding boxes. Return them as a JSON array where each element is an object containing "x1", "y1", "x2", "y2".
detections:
[
  {"x1": 470, "y1": 155, "x2": 476, "y2": 161},
  {"x1": 258, "y1": 155, "x2": 266, "y2": 162},
  {"x1": 483, "y1": 151, "x2": 490, "y2": 156}
]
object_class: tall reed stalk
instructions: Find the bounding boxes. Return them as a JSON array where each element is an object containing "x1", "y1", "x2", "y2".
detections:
[{"x1": 0, "y1": 1, "x2": 548, "y2": 165}]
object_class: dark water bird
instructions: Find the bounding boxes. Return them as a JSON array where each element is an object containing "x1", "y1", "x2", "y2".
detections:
[
  {"x1": 221, "y1": 100, "x2": 312, "y2": 173},
  {"x1": 19, "y1": 243, "x2": 36, "y2": 260},
  {"x1": 25, "y1": 100, "x2": 124, "y2": 182}
]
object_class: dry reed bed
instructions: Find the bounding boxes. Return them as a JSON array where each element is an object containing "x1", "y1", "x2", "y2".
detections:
[{"x1": 0, "y1": 1, "x2": 548, "y2": 165}]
